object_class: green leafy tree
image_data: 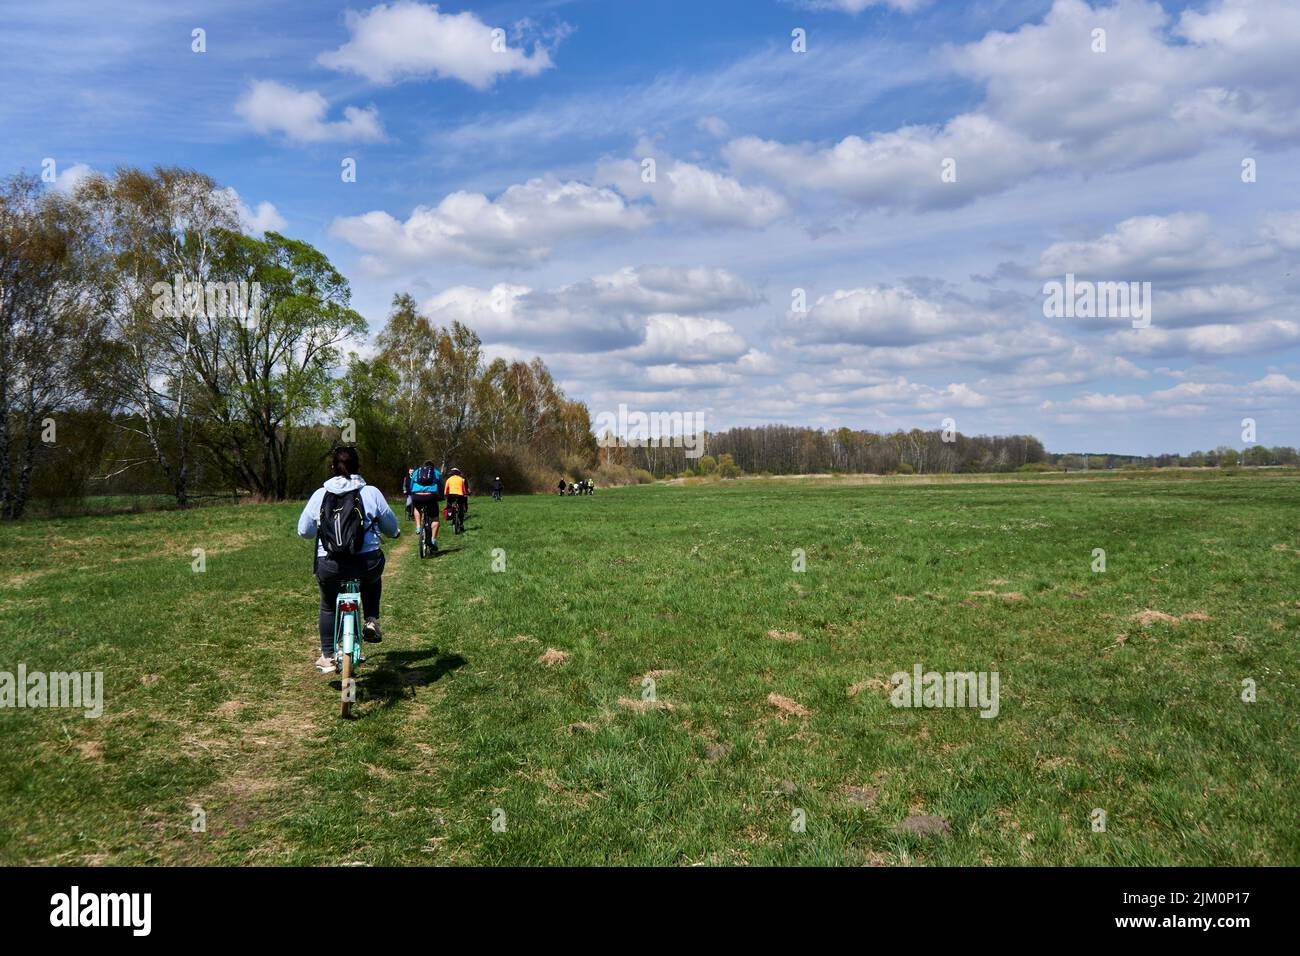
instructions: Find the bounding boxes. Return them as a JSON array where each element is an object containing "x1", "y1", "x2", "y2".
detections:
[{"x1": 191, "y1": 230, "x2": 366, "y2": 498}]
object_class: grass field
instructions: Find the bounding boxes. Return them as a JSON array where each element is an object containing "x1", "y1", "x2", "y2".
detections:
[{"x1": 1, "y1": 474, "x2": 1297, "y2": 865}]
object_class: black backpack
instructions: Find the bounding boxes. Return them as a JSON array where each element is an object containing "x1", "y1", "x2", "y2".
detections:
[
  {"x1": 415, "y1": 464, "x2": 438, "y2": 487},
  {"x1": 317, "y1": 488, "x2": 370, "y2": 558}
]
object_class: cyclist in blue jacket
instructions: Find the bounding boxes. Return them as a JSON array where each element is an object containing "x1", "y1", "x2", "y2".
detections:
[{"x1": 410, "y1": 459, "x2": 442, "y2": 551}]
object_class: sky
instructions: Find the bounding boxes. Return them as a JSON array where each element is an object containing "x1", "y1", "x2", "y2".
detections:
[{"x1": 3, "y1": 0, "x2": 1299, "y2": 455}]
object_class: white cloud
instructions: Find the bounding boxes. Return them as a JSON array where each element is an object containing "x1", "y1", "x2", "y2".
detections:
[
  {"x1": 1154, "y1": 285, "x2": 1272, "y2": 328},
  {"x1": 419, "y1": 265, "x2": 759, "y2": 354},
  {"x1": 696, "y1": 116, "x2": 730, "y2": 138},
  {"x1": 235, "y1": 80, "x2": 384, "y2": 144},
  {"x1": 532, "y1": 265, "x2": 761, "y2": 316},
  {"x1": 618, "y1": 314, "x2": 750, "y2": 365},
  {"x1": 331, "y1": 177, "x2": 649, "y2": 268},
  {"x1": 317, "y1": 1, "x2": 556, "y2": 89},
  {"x1": 1106, "y1": 320, "x2": 1300, "y2": 358},
  {"x1": 788, "y1": 286, "x2": 997, "y2": 347},
  {"x1": 599, "y1": 152, "x2": 788, "y2": 228},
  {"x1": 728, "y1": 0, "x2": 1300, "y2": 211},
  {"x1": 1033, "y1": 213, "x2": 1267, "y2": 279},
  {"x1": 219, "y1": 187, "x2": 287, "y2": 235},
  {"x1": 53, "y1": 162, "x2": 93, "y2": 193},
  {"x1": 1261, "y1": 211, "x2": 1300, "y2": 251},
  {"x1": 727, "y1": 114, "x2": 1053, "y2": 212},
  {"x1": 1041, "y1": 371, "x2": 1300, "y2": 418}
]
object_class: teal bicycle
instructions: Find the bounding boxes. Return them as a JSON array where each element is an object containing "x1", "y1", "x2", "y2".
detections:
[{"x1": 333, "y1": 579, "x2": 364, "y2": 718}]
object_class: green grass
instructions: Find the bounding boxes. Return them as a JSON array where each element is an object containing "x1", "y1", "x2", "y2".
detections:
[{"x1": 1, "y1": 474, "x2": 1297, "y2": 865}]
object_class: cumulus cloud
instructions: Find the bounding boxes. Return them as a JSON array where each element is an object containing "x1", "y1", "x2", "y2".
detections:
[
  {"x1": 422, "y1": 283, "x2": 642, "y2": 351},
  {"x1": 420, "y1": 265, "x2": 760, "y2": 356},
  {"x1": 598, "y1": 151, "x2": 788, "y2": 228},
  {"x1": 727, "y1": 113, "x2": 1053, "y2": 212},
  {"x1": 218, "y1": 187, "x2": 287, "y2": 235},
  {"x1": 1040, "y1": 371, "x2": 1300, "y2": 419},
  {"x1": 235, "y1": 80, "x2": 383, "y2": 143},
  {"x1": 1261, "y1": 211, "x2": 1300, "y2": 251},
  {"x1": 330, "y1": 177, "x2": 649, "y2": 268},
  {"x1": 550, "y1": 265, "x2": 761, "y2": 315},
  {"x1": 1106, "y1": 319, "x2": 1300, "y2": 358},
  {"x1": 52, "y1": 162, "x2": 93, "y2": 193},
  {"x1": 1033, "y1": 213, "x2": 1268, "y2": 279},
  {"x1": 618, "y1": 314, "x2": 750, "y2": 365},
  {"x1": 787, "y1": 286, "x2": 998, "y2": 347},
  {"x1": 317, "y1": 1, "x2": 557, "y2": 89},
  {"x1": 1151, "y1": 285, "x2": 1272, "y2": 329},
  {"x1": 727, "y1": 0, "x2": 1300, "y2": 211}
]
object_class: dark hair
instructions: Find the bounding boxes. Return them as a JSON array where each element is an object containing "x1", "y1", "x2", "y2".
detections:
[
  {"x1": 332, "y1": 446, "x2": 360, "y2": 477},
  {"x1": 423, "y1": 459, "x2": 434, "y2": 467}
]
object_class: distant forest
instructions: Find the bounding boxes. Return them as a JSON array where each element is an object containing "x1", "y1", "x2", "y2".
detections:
[{"x1": 609, "y1": 424, "x2": 1299, "y2": 479}]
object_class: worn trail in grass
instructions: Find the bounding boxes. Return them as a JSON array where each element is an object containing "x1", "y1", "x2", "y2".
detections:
[{"x1": 1, "y1": 475, "x2": 1297, "y2": 865}]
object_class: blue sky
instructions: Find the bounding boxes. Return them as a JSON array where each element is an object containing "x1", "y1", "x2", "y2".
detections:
[{"x1": 3, "y1": 0, "x2": 1299, "y2": 454}]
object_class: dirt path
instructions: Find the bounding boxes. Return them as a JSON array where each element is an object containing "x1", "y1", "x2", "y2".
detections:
[{"x1": 165, "y1": 531, "x2": 422, "y2": 864}]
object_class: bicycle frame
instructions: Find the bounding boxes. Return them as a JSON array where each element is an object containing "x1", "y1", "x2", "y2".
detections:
[{"x1": 334, "y1": 579, "x2": 363, "y2": 670}]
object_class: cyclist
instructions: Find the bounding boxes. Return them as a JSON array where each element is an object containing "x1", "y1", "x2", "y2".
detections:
[
  {"x1": 410, "y1": 459, "x2": 441, "y2": 551},
  {"x1": 297, "y1": 446, "x2": 399, "y2": 674},
  {"x1": 402, "y1": 467, "x2": 414, "y2": 521},
  {"x1": 444, "y1": 467, "x2": 468, "y2": 533},
  {"x1": 492, "y1": 476, "x2": 503, "y2": 501}
]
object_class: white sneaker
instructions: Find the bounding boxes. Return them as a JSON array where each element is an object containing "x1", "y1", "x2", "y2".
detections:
[{"x1": 316, "y1": 655, "x2": 337, "y2": 674}]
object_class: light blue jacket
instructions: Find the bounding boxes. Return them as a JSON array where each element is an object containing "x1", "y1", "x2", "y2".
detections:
[{"x1": 298, "y1": 475, "x2": 399, "y2": 558}]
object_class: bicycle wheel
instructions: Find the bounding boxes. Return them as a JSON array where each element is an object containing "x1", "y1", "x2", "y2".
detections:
[{"x1": 340, "y1": 652, "x2": 354, "y2": 718}]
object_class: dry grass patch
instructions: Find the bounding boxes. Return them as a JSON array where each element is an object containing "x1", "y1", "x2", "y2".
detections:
[
  {"x1": 767, "y1": 692, "x2": 810, "y2": 718},
  {"x1": 536, "y1": 648, "x2": 570, "y2": 667},
  {"x1": 616, "y1": 696, "x2": 675, "y2": 713},
  {"x1": 1130, "y1": 609, "x2": 1212, "y2": 626},
  {"x1": 628, "y1": 669, "x2": 673, "y2": 685}
]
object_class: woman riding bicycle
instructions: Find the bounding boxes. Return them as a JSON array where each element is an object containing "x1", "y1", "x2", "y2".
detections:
[{"x1": 297, "y1": 446, "x2": 399, "y2": 674}]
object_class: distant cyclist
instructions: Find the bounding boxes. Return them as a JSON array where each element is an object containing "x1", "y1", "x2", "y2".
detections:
[
  {"x1": 410, "y1": 459, "x2": 441, "y2": 551},
  {"x1": 492, "y1": 476, "x2": 503, "y2": 501},
  {"x1": 402, "y1": 467, "x2": 414, "y2": 521},
  {"x1": 444, "y1": 467, "x2": 468, "y2": 533},
  {"x1": 297, "y1": 446, "x2": 399, "y2": 674}
]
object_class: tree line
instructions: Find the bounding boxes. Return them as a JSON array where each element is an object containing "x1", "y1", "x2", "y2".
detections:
[
  {"x1": 7, "y1": 166, "x2": 1281, "y2": 519},
  {"x1": 0, "y1": 167, "x2": 601, "y2": 518},
  {"x1": 610, "y1": 427, "x2": 1049, "y2": 477}
]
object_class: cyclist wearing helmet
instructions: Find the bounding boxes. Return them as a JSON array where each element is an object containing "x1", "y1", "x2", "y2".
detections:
[
  {"x1": 444, "y1": 467, "x2": 468, "y2": 533},
  {"x1": 410, "y1": 459, "x2": 441, "y2": 550}
]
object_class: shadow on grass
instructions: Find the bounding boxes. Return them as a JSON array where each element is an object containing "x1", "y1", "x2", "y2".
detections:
[
  {"x1": 331, "y1": 645, "x2": 467, "y2": 713},
  {"x1": 422, "y1": 546, "x2": 462, "y2": 558}
]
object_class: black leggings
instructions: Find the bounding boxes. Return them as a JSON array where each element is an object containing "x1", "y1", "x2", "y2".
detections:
[{"x1": 315, "y1": 550, "x2": 385, "y2": 655}]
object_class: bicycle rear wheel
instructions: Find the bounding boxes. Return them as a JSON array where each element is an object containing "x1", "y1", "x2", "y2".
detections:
[{"x1": 340, "y1": 653, "x2": 354, "y2": 718}]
